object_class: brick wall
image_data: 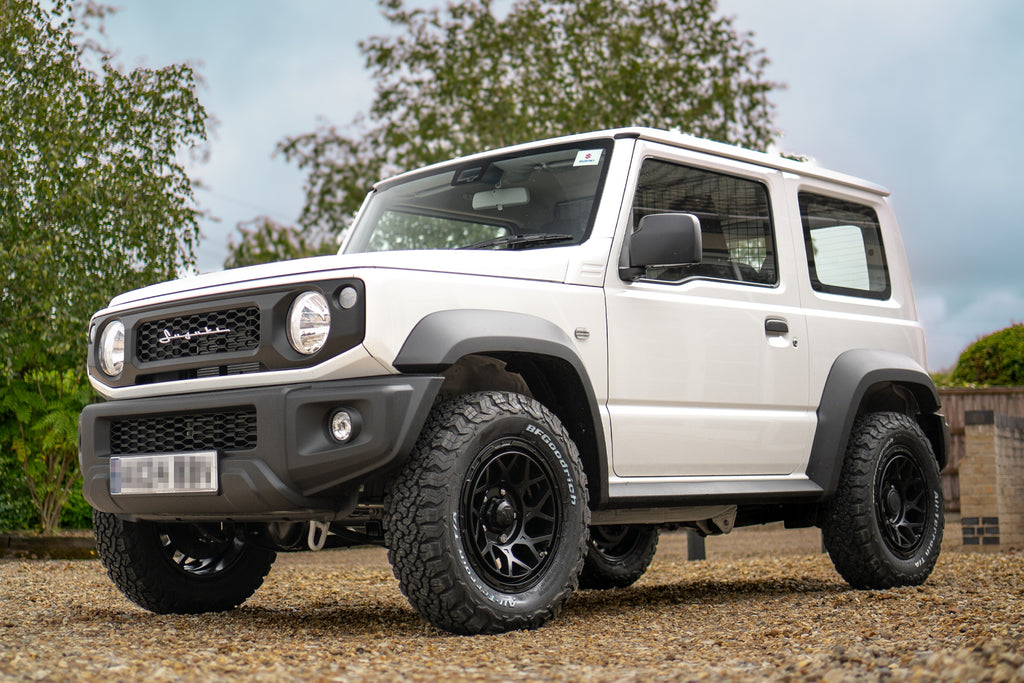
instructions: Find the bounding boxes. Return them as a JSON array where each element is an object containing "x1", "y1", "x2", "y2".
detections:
[
  {"x1": 938, "y1": 386, "x2": 1024, "y2": 512},
  {"x1": 959, "y1": 411, "x2": 1024, "y2": 551}
]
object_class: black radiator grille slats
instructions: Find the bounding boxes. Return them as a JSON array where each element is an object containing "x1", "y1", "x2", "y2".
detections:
[
  {"x1": 136, "y1": 307, "x2": 260, "y2": 362},
  {"x1": 109, "y1": 409, "x2": 258, "y2": 455}
]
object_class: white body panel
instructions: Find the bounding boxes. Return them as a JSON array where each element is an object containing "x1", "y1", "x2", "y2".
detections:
[
  {"x1": 780, "y1": 173, "x2": 929, "y2": 406},
  {"x1": 604, "y1": 142, "x2": 815, "y2": 478}
]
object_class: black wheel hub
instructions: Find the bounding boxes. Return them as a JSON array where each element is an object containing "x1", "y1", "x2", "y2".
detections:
[
  {"x1": 157, "y1": 523, "x2": 247, "y2": 578},
  {"x1": 875, "y1": 451, "x2": 928, "y2": 558},
  {"x1": 482, "y1": 490, "x2": 519, "y2": 541},
  {"x1": 461, "y1": 437, "x2": 561, "y2": 592}
]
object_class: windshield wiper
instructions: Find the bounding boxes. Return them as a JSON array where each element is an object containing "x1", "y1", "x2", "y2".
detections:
[{"x1": 458, "y1": 233, "x2": 574, "y2": 251}]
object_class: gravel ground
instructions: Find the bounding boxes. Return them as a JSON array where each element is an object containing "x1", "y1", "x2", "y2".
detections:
[{"x1": 2, "y1": 521, "x2": 1023, "y2": 682}]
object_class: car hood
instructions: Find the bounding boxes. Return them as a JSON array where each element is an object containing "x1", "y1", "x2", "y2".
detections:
[{"x1": 106, "y1": 249, "x2": 573, "y2": 309}]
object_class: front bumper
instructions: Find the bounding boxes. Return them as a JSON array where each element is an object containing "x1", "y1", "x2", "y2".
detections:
[{"x1": 79, "y1": 375, "x2": 443, "y2": 520}]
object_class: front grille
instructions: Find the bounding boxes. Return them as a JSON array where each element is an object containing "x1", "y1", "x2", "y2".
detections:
[
  {"x1": 109, "y1": 409, "x2": 258, "y2": 455},
  {"x1": 136, "y1": 307, "x2": 260, "y2": 362}
]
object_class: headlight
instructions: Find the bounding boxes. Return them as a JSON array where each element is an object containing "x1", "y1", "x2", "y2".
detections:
[
  {"x1": 99, "y1": 320, "x2": 125, "y2": 376},
  {"x1": 287, "y1": 291, "x2": 331, "y2": 355}
]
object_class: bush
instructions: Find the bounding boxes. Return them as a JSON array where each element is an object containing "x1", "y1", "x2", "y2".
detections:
[
  {"x1": 0, "y1": 371, "x2": 93, "y2": 534},
  {"x1": 950, "y1": 323, "x2": 1024, "y2": 387},
  {"x1": 0, "y1": 443, "x2": 36, "y2": 532}
]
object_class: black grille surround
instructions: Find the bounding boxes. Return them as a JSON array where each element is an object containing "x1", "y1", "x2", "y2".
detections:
[
  {"x1": 137, "y1": 306, "x2": 260, "y2": 361},
  {"x1": 89, "y1": 278, "x2": 366, "y2": 388},
  {"x1": 110, "y1": 409, "x2": 258, "y2": 455}
]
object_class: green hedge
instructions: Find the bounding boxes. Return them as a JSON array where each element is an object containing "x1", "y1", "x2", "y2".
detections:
[{"x1": 950, "y1": 323, "x2": 1024, "y2": 386}]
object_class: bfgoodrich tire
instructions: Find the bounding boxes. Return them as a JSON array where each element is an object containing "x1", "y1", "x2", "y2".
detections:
[
  {"x1": 93, "y1": 510, "x2": 276, "y2": 614},
  {"x1": 579, "y1": 525, "x2": 659, "y2": 589},
  {"x1": 821, "y1": 412, "x2": 944, "y2": 589},
  {"x1": 384, "y1": 391, "x2": 589, "y2": 634}
]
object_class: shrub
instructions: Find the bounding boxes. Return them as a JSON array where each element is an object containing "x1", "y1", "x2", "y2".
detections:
[{"x1": 950, "y1": 323, "x2": 1024, "y2": 387}]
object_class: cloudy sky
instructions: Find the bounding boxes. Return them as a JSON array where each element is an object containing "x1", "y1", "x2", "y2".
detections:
[{"x1": 103, "y1": 1, "x2": 1023, "y2": 371}]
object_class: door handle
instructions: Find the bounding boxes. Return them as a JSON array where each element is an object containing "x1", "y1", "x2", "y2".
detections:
[{"x1": 765, "y1": 318, "x2": 789, "y2": 335}]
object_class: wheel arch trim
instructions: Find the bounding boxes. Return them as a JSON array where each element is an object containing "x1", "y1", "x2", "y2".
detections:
[
  {"x1": 393, "y1": 309, "x2": 609, "y2": 505},
  {"x1": 808, "y1": 349, "x2": 949, "y2": 498}
]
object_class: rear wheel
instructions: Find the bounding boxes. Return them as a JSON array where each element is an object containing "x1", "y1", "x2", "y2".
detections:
[
  {"x1": 385, "y1": 391, "x2": 589, "y2": 634},
  {"x1": 579, "y1": 525, "x2": 659, "y2": 589},
  {"x1": 821, "y1": 412, "x2": 944, "y2": 588},
  {"x1": 93, "y1": 510, "x2": 276, "y2": 613}
]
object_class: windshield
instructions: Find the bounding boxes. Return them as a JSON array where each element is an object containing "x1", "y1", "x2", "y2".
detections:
[{"x1": 343, "y1": 141, "x2": 613, "y2": 253}]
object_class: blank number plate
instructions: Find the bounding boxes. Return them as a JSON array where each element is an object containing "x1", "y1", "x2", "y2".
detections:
[{"x1": 110, "y1": 452, "x2": 218, "y2": 495}]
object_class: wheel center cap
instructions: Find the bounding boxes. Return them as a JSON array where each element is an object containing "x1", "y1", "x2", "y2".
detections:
[
  {"x1": 884, "y1": 486, "x2": 902, "y2": 518},
  {"x1": 484, "y1": 498, "x2": 517, "y2": 534}
]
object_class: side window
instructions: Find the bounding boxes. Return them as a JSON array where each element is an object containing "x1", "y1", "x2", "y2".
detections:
[
  {"x1": 798, "y1": 192, "x2": 890, "y2": 299},
  {"x1": 631, "y1": 159, "x2": 776, "y2": 284}
]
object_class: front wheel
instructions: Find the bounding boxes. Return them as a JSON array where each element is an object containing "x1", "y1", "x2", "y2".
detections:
[
  {"x1": 93, "y1": 510, "x2": 276, "y2": 614},
  {"x1": 384, "y1": 391, "x2": 589, "y2": 634},
  {"x1": 821, "y1": 412, "x2": 944, "y2": 589}
]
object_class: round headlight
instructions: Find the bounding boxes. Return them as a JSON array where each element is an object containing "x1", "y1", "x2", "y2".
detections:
[
  {"x1": 99, "y1": 320, "x2": 125, "y2": 376},
  {"x1": 287, "y1": 291, "x2": 331, "y2": 355}
]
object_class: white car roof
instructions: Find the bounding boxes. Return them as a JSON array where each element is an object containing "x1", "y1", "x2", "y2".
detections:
[{"x1": 375, "y1": 126, "x2": 890, "y2": 197}]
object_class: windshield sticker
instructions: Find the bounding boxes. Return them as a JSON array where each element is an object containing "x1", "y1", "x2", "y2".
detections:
[{"x1": 573, "y1": 149, "x2": 602, "y2": 167}]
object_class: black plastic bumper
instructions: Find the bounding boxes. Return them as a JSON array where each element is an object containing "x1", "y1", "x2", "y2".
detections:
[{"x1": 79, "y1": 375, "x2": 443, "y2": 521}]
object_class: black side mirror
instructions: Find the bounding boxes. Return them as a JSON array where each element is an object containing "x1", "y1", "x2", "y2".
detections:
[{"x1": 619, "y1": 213, "x2": 702, "y2": 281}]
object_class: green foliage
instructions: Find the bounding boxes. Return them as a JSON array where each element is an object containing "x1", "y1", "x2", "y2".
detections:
[
  {"x1": 59, "y1": 486, "x2": 93, "y2": 529},
  {"x1": 1, "y1": 0, "x2": 207, "y2": 530},
  {"x1": 950, "y1": 323, "x2": 1024, "y2": 387},
  {"x1": 0, "y1": 442, "x2": 36, "y2": 531},
  {"x1": 277, "y1": 0, "x2": 781, "y2": 234},
  {"x1": 224, "y1": 216, "x2": 338, "y2": 269},
  {"x1": 0, "y1": 0, "x2": 208, "y2": 375},
  {"x1": 0, "y1": 370, "x2": 93, "y2": 534}
]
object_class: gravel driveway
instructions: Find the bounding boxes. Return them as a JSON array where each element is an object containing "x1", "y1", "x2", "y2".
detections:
[{"x1": 2, "y1": 521, "x2": 1022, "y2": 682}]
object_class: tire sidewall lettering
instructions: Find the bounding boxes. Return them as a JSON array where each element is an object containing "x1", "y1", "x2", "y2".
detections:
[
  {"x1": 451, "y1": 509, "x2": 520, "y2": 608},
  {"x1": 914, "y1": 490, "x2": 942, "y2": 569},
  {"x1": 870, "y1": 425, "x2": 942, "y2": 572},
  {"x1": 523, "y1": 423, "x2": 578, "y2": 506}
]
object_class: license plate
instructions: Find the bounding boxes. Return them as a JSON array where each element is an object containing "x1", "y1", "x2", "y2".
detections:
[{"x1": 110, "y1": 452, "x2": 218, "y2": 495}]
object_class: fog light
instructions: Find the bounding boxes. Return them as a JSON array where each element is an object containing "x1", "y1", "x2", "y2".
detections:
[{"x1": 330, "y1": 409, "x2": 355, "y2": 443}]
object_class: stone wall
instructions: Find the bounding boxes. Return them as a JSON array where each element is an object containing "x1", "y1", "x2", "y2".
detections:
[{"x1": 959, "y1": 411, "x2": 1024, "y2": 550}]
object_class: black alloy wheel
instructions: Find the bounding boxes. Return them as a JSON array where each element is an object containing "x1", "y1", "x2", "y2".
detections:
[
  {"x1": 93, "y1": 510, "x2": 276, "y2": 614},
  {"x1": 875, "y1": 452, "x2": 928, "y2": 558},
  {"x1": 579, "y1": 524, "x2": 659, "y2": 589},
  {"x1": 384, "y1": 391, "x2": 589, "y2": 634},
  {"x1": 461, "y1": 437, "x2": 561, "y2": 592},
  {"x1": 822, "y1": 411, "x2": 943, "y2": 589},
  {"x1": 157, "y1": 523, "x2": 249, "y2": 578}
]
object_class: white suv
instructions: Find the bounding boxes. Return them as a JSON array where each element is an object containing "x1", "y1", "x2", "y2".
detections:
[{"x1": 80, "y1": 128, "x2": 948, "y2": 634}]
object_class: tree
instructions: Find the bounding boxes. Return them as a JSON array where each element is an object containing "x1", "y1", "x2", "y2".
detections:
[
  {"x1": 278, "y1": 0, "x2": 781, "y2": 236},
  {"x1": 0, "y1": 0, "x2": 209, "y2": 376},
  {"x1": 950, "y1": 323, "x2": 1024, "y2": 387},
  {"x1": 223, "y1": 216, "x2": 338, "y2": 269},
  {"x1": 0, "y1": 0, "x2": 209, "y2": 531}
]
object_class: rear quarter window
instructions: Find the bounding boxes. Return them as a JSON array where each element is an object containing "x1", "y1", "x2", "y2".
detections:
[{"x1": 798, "y1": 192, "x2": 890, "y2": 299}]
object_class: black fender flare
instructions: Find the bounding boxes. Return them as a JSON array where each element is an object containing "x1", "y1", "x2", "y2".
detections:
[
  {"x1": 393, "y1": 309, "x2": 609, "y2": 505},
  {"x1": 807, "y1": 349, "x2": 949, "y2": 498}
]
